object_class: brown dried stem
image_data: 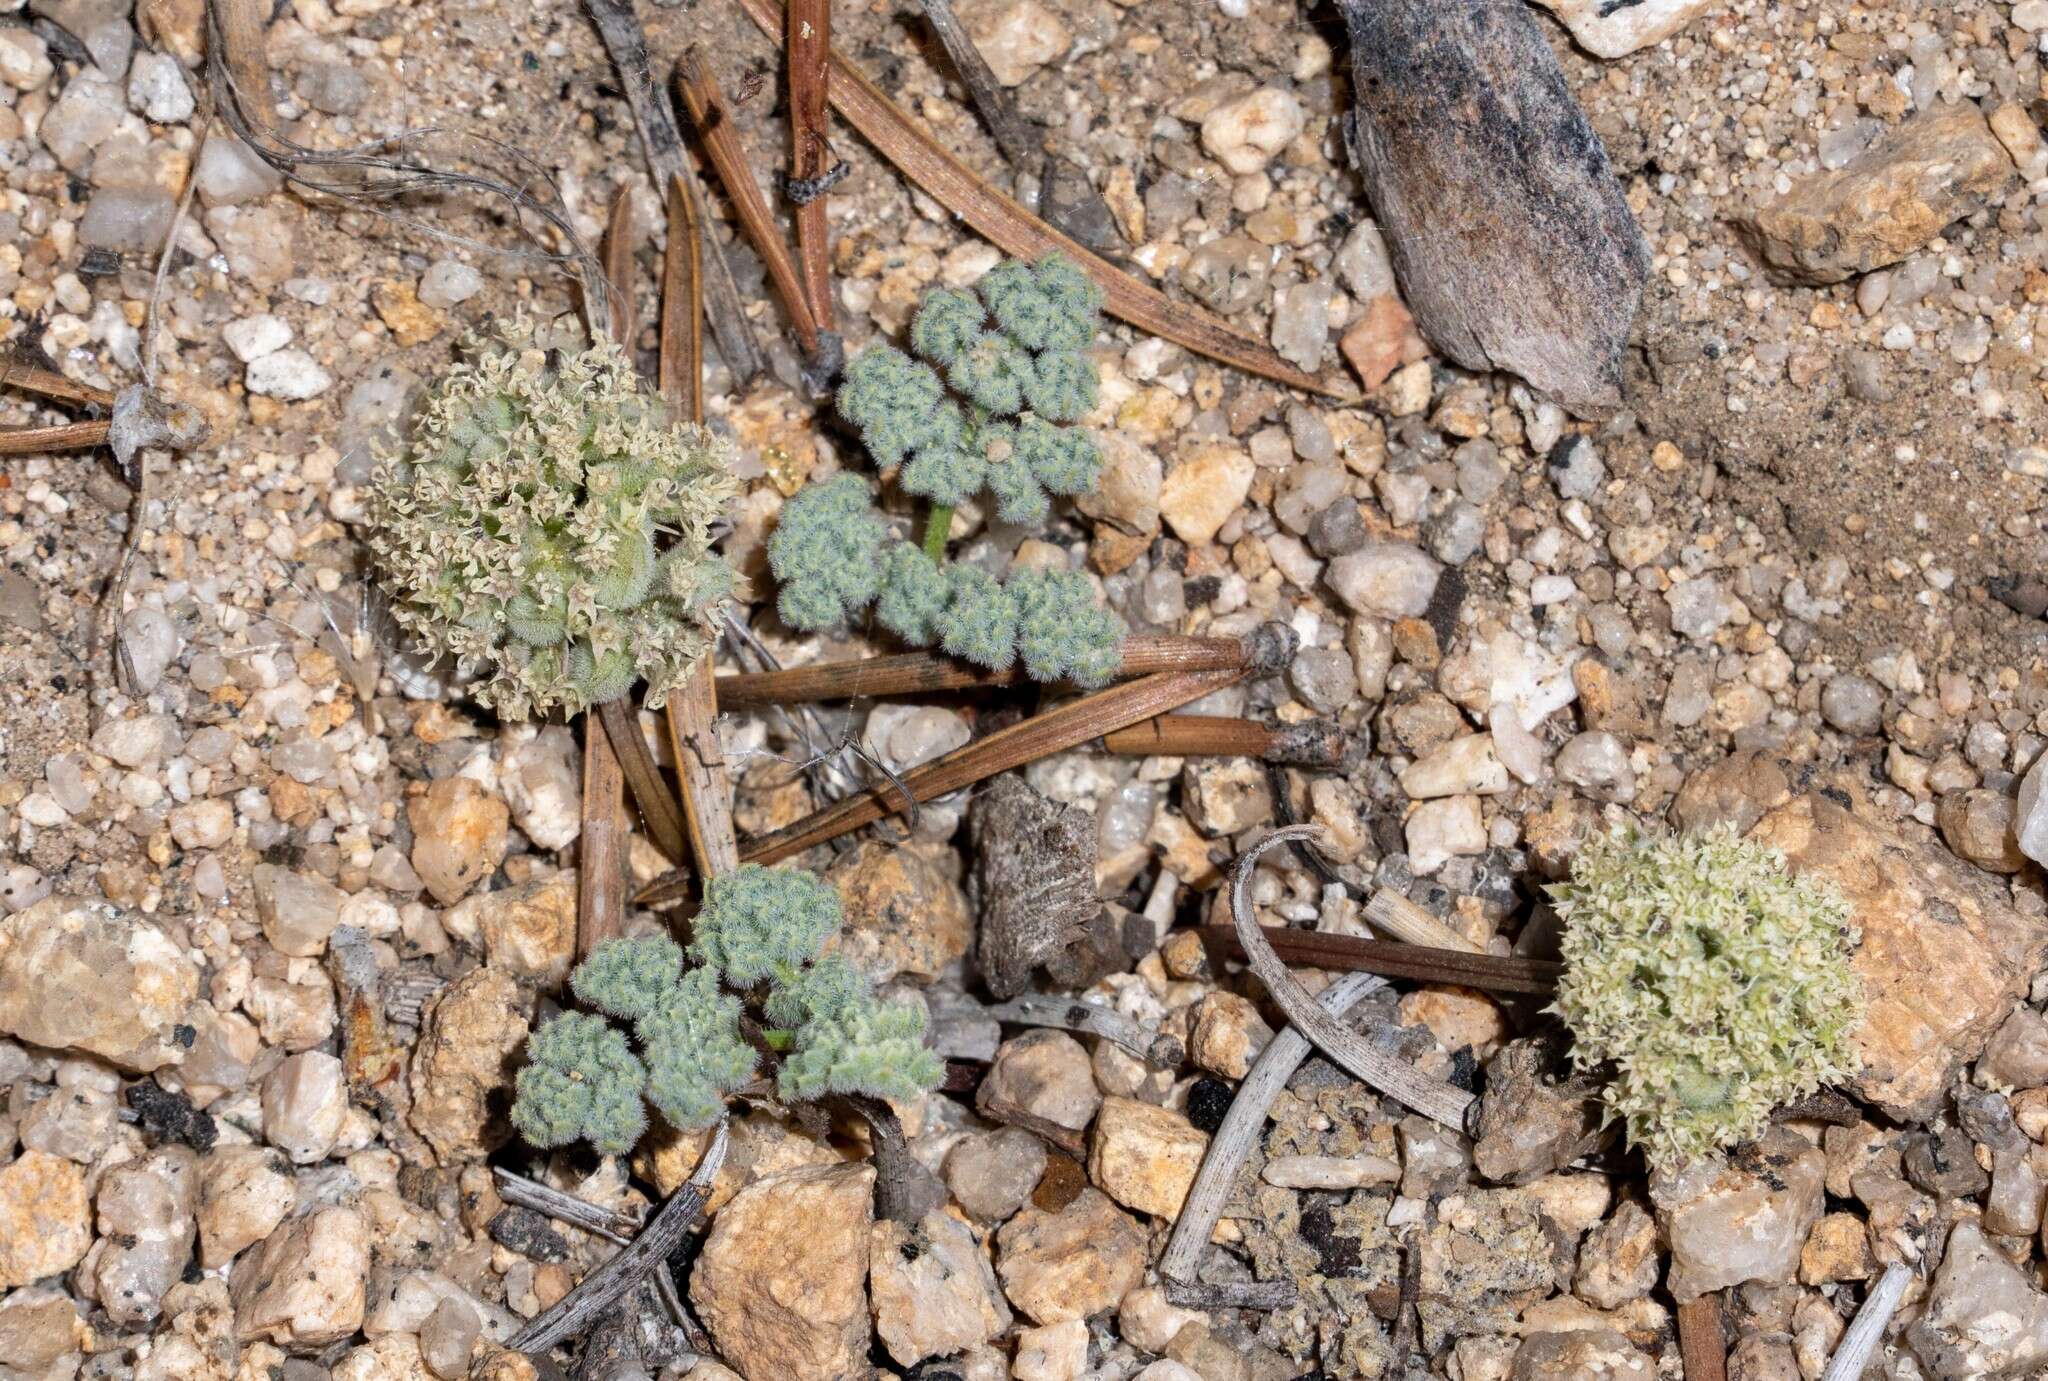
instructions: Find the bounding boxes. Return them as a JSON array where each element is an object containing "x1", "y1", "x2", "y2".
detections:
[
  {"x1": 582, "y1": 0, "x2": 762, "y2": 384},
  {"x1": 659, "y1": 176, "x2": 704, "y2": 423},
  {"x1": 714, "y1": 632, "x2": 1257, "y2": 709},
  {"x1": 638, "y1": 665, "x2": 1240, "y2": 902},
  {"x1": 1196, "y1": 925, "x2": 1561, "y2": 997},
  {"x1": 786, "y1": 0, "x2": 836, "y2": 331},
  {"x1": 676, "y1": 54, "x2": 822, "y2": 358},
  {"x1": 0, "y1": 420, "x2": 111, "y2": 455},
  {"x1": 1101, "y1": 715, "x2": 1347, "y2": 768},
  {"x1": 730, "y1": 0, "x2": 1333, "y2": 394},
  {"x1": 1678, "y1": 1294, "x2": 1728, "y2": 1381},
  {"x1": 1, "y1": 362, "x2": 115, "y2": 410},
  {"x1": 206, "y1": 0, "x2": 276, "y2": 131},
  {"x1": 596, "y1": 699, "x2": 689, "y2": 864}
]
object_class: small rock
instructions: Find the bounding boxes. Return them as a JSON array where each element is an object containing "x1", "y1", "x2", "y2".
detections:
[
  {"x1": 1665, "y1": 576, "x2": 1746, "y2": 639},
  {"x1": 1200, "y1": 87, "x2": 1306, "y2": 175},
  {"x1": 1181, "y1": 757, "x2": 1273, "y2": 837},
  {"x1": 334, "y1": 1334, "x2": 432, "y2": 1381},
  {"x1": 960, "y1": 0, "x2": 1071, "y2": 85},
  {"x1": 1938, "y1": 789, "x2": 2024, "y2": 874},
  {"x1": 0, "y1": 1294, "x2": 89, "y2": 1374},
  {"x1": 196, "y1": 1145, "x2": 295, "y2": 1267},
  {"x1": 945, "y1": 1126, "x2": 1048, "y2": 1224},
  {"x1": 408, "y1": 966, "x2": 531, "y2": 1165},
  {"x1": 222, "y1": 313, "x2": 293, "y2": 363},
  {"x1": 0, "y1": 1149, "x2": 92, "y2": 1289},
  {"x1": 418, "y1": 260, "x2": 485, "y2": 309},
  {"x1": 1423, "y1": 499, "x2": 1485, "y2": 566},
  {"x1": 452, "y1": 872, "x2": 575, "y2": 985},
  {"x1": 40, "y1": 73, "x2": 132, "y2": 172},
  {"x1": 1555, "y1": 731, "x2": 1634, "y2": 802},
  {"x1": 1406, "y1": 795, "x2": 1486, "y2": 875},
  {"x1": 1088, "y1": 1096, "x2": 1208, "y2": 1219},
  {"x1": 1649, "y1": 1126, "x2": 1824, "y2": 1301},
  {"x1": 1575, "y1": 1200, "x2": 1659, "y2": 1308},
  {"x1": 1180, "y1": 235, "x2": 1271, "y2": 316},
  {"x1": 1471, "y1": 1038, "x2": 1602, "y2": 1185},
  {"x1": 254, "y1": 864, "x2": 345, "y2": 958},
  {"x1": 1401, "y1": 733, "x2": 1509, "y2": 799},
  {"x1": 230, "y1": 1205, "x2": 371, "y2": 1348},
  {"x1": 1327, "y1": 543, "x2": 1442, "y2": 619},
  {"x1": 194, "y1": 134, "x2": 283, "y2": 206},
  {"x1": 0, "y1": 895, "x2": 200, "y2": 1071},
  {"x1": 262, "y1": 1051, "x2": 348, "y2": 1164},
  {"x1": 500, "y1": 725, "x2": 580, "y2": 851},
  {"x1": 246, "y1": 349, "x2": 334, "y2": 401},
  {"x1": 1159, "y1": 444, "x2": 1253, "y2": 547},
  {"x1": 979, "y1": 1030, "x2": 1100, "y2": 1132},
  {"x1": 690, "y1": 1162, "x2": 875, "y2": 1381},
  {"x1": 91, "y1": 711, "x2": 182, "y2": 768},
  {"x1": 1289, "y1": 646, "x2": 1357, "y2": 715},
  {"x1": 1260, "y1": 1153, "x2": 1400, "y2": 1190},
  {"x1": 1513, "y1": 1329, "x2": 1654, "y2": 1381},
  {"x1": 868, "y1": 1210, "x2": 1012, "y2": 1367},
  {"x1": 126, "y1": 50, "x2": 194, "y2": 122},
  {"x1": 1188, "y1": 991, "x2": 1273, "y2": 1079},
  {"x1": 1013, "y1": 1319, "x2": 1089, "y2": 1381},
  {"x1": 420, "y1": 1295, "x2": 483, "y2": 1378},
  {"x1": 408, "y1": 777, "x2": 510, "y2": 905},
  {"x1": 0, "y1": 29, "x2": 53, "y2": 91},
  {"x1": 1744, "y1": 107, "x2": 2015, "y2": 284},
  {"x1": 119, "y1": 604, "x2": 180, "y2": 693},
  {"x1": 1269, "y1": 280, "x2": 1331, "y2": 372},
  {"x1": 1799, "y1": 1212, "x2": 1873, "y2": 1285},
  {"x1": 1530, "y1": 0, "x2": 1719, "y2": 57},
  {"x1": 1668, "y1": 749, "x2": 1790, "y2": 835},
  {"x1": 89, "y1": 1144, "x2": 199, "y2": 1324},
  {"x1": 1547, "y1": 436, "x2": 1605, "y2": 500},
  {"x1": 1979, "y1": 1007, "x2": 2048, "y2": 1090},
  {"x1": 1908, "y1": 1222, "x2": 2048, "y2": 1377},
  {"x1": 824, "y1": 840, "x2": 972, "y2": 984},
  {"x1": 996, "y1": 1188, "x2": 1147, "y2": 1324},
  {"x1": 1819, "y1": 673, "x2": 1884, "y2": 735}
]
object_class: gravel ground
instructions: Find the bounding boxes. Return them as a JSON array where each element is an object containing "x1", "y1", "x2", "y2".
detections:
[{"x1": 6, "y1": 0, "x2": 2048, "y2": 1377}]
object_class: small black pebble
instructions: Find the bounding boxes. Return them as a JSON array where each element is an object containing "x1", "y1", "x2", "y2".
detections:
[
  {"x1": 488, "y1": 1206, "x2": 570, "y2": 1263},
  {"x1": 1186, "y1": 1077, "x2": 1234, "y2": 1135}
]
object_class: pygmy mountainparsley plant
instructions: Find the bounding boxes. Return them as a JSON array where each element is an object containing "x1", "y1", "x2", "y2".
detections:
[{"x1": 1550, "y1": 825, "x2": 1863, "y2": 1168}]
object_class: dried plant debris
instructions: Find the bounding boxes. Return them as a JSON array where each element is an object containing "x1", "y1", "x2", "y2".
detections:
[{"x1": 970, "y1": 774, "x2": 1121, "y2": 999}]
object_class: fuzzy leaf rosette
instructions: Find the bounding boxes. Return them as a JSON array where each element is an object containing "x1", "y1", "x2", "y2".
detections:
[
  {"x1": 367, "y1": 319, "x2": 737, "y2": 718},
  {"x1": 1550, "y1": 825, "x2": 1863, "y2": 1168}
]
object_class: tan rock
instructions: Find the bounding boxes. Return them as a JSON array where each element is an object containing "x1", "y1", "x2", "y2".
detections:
[
  {"x1": 997, "y1": 1188, "x2": 1147, "y2": 1323},
  {"x1": 0, "y1": 1150, "x2": 92, "y2": 1288},
  {"x1": 370, "y1": 279, "x2": 445, "y2": 348},
  {"x1": 334, "y1": 1332, "x2": 434, "y2": 1381},
  {"x1": 134, "y1": 1280, "x2": 243, "y2": 1381},
  {"x1": 979, "y1": 1029, "x2": 1101, "y2": 1132},
  {"x1": 466, "y1": 1350, "x2": 539, "y2": 1381},
  {"x1": 90, "y1": 1144, "x2": 200, "y2": 1325},
  {"x1": 1573, "y1": 1200, "x2": 1658, "y2": 1309},
  {"x1": 407, "y1": 778, "x2": 509, "y2": 905},
  {"x1": 1187, "y1": 991, "x2": 1273, "y2": 1079},
  {"x1": 1750, "y1": 794, "x2": 2048, "y2": 1118},
  {"x1": 868, "y1": 1211, "x2": 1012, "y2": 1367},
  {"x1": 1159, "y1": 443, "x2": 1253, "y2": 547},
  {"x1": 1649, "y1": 1126, "x2": 1824, "y2": 1301},
  {"x1": 1743, "y1": 107, "x2": 2015, "y2": 284},
  {"x1": 824, "y1": 840, "x2": 972, "y2": 984},
  {"x1": 1399, "y1": 985, "x2": 1508, "y2": 1058},
  {"x1": 0, "y1": 1291, "x2": 91, "y2": 1373},
  {"x1": 197, "y1": 1146, "x2": 296, "y2": 1268},
  {"x1": 1799, "y1": 1211, "x2": 1873, "y2": 1285},
  {"x1": 958, "y1": 0, "x2": 1070, "y2": 86},
  {"x1": 448, "y1": 874, "x2": 576, "y2": 986},
  {"x1": 1671, "y1": 749, "x2": 1791, "y2": 835},
  {"x1": 690, "y1": 1162, "x2": 875, "y2": 1381},
  {"x1": 230, "y1": 1205, "x2": 369, "y2": 1347},
  {"x1": 0, "y1": 895, "x2": 200, "y2": 1071},
  {"x1": 1088, "y1": 1097, "x2": 1208, "y2": 1220},
  {"x1": 1340, "y1": 293, "x2": 1430, "y2": 392},
  {"x1": 408, "y1": 965, "x2": 532, "y2": 1166},
  {"x1": 261, "y1": 1051, "x2": 348, "y2": 1164},
  {"x1": 1936, "y1": 788, "x2": 2025, "y2": 874}
]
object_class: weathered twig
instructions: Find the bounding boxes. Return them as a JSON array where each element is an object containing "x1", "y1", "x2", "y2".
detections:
[
  {"x1": 713, "y1": 630, "x2": 1277, "y2": 709},
  {"x1": 582, "y1": 0, "x2": 762, "y2": 383},
  {"x1": 1160, "y1": 969, "x2": 1385, "y2": 1292},
  {"x1": 732, "y1": 0, "x2": 1332, "y2": 393},
  {"x1": 0, "y1": 420, "x2": 111, "y2": 455},
  {"x1": 1819, "y1": 1263, "x2": 1911, "y2": 1381},
  {"x1": 1364, "y1": 888, "x2": 1484, "y2": 954},
  {"x1": 845, "y1": 1094, "x2": 927, "y2": 1227},
  {"x1": 1228, "y1": 827, "x2": 1474, "y2": 1129},
  {"x1": 712, "y1": 666, "x2": 1241, "y2": 874},
  {"x1": 1100, "y1": 715, "x2": 1348, "y2": 768},
  {"x1": 1196, "y1": 925, "x2": 1560, "y2": 997},
  {"x1": 0, "y1": 362, "x2": 115, "y2": 410},
  {"x1": 1334, "y1": 0, "x2": 1647, "y2": 415},
  {"x1": 1678, "y1": 1294, "x2": 1727, "y2": 1381},
  {"x1": 675, "y1": 54, "x2": 823, "y2": 357},
  {"x1": 984, "y1": 995, "x2": 1183, "y2": 1067},
  {"x1": 654, "y1": 174, "x2": 744, "y2": 886},
  {"x1": 508, "y1": 1120, "x2": 729, "y2": 1354},
  {"x1": 206, "y1": 0, "x2": 276, "y2": 131},
  {"x1": 580, "y1": 711, "x2": 631, "y2": 957},
  {"x1": 494, "y1": 1168, "x2": 696, "y2": 1341},
  {"x1": 976, "y1": 1090, "x2": 1086, "y2": 1159},
  {"x1": 786, "y1": 0, "x2": 836, "y2": 334},
  {"x1": 597, "y1": 698, "x2": 690, "y2": 865}
]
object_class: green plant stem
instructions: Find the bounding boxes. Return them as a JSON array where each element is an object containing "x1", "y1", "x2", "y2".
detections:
[{"x1": 921, "y1": 502, "x2": 954, "y2": 562}]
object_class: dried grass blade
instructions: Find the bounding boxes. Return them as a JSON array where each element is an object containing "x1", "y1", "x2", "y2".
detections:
[
  {"x1": 597, "y1": 699, "x2": 690, "y2": 864},
  {"x1": 1678, "y1": 1295, "x2": 1727, "y2": 1381},
  {"x1": 0, "y1": 420, "x2": 112, "y2": 455},
  {"x1": 578, "y1": 710, "x2": 631, "y2": 957},
  {"x1": 730, "y1": 0, "x2": 1335, "y2": 395},
  {"x1": 660, "y1": 175, "x2": 705, "y2": 422},
  {"x1": 787, "y1": 0, "x2": 836, "y2": 329},
  {"x1": 1228, "y1": 826, "x2": 1475, "y2": 1129},
  {"x1": 676, "y1": 55, "x2": 822, "y2": 356},
  {"x1": 0, "y1": 362, "x2": 115, "y2": 409},
  {"x1": 1819, "y1": 1263, "x2": 1911, "y2": 1381},
  {"x1": 1196, "y1": 924, "x2": 1562, "y2": 997}
]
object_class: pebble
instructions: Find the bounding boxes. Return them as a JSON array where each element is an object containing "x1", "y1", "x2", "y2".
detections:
[
  {"x1": 1308, "y1": 498, "x2": 1367, "y2": 558},
  {"x1": 1013, "y1": 1319, "x2": 1089, "y2": 1381},
  {"x1": 222, "y1": 314, "x2": 293, "y2": 363},
  {"x1": 246, "y1": 350, "x2": 335, "y2": 401},
  {"x1": 1089, "y1": 1097, "x2": 1208, "y2": 1219},
  {"x1": 196, "y1": 1145, "x2": 295, "y2": 1267},
  {"x1": 2020, "y1": 754, "x2": 2048, "y2": 869},
  {"x1": 89, "y1": 1144, "x2": 199, "y2": 1325},
  {"x1": 1261, "y1": 1153, "x2": 1401, "y2": 1190},
  {"x1": 118, "y1": 605, "x2": 180, "y2": 694},
  {"x1": 408, "y1": 777, "x2": 510, "y2": 905},
  {"x1": 979, "y1": 1030, "x2": 1101, "y2": 1132},
  {"x1": 1405, "y1": 795, "x2": 1486, "y2": 874},
  {"x1": 417, "y1": 259, "x2": 485, "y2": 309},
  {"x1": 1180, "y1": 235, "x2": 1270, "y2": 315},
  {"x1": 961, "y1": 0, "x2": 1071, "y2": 86},
  {"x1": 126, "y1": 50, "x2": 194, "y2": 123},
  {"x1": 945, "y1": 1126, "x2": 1049, "y2": 1224},
  {"x1": 1575, "y1": 1200, "x2": 1659, "y2": 1308},
  {"x1": 690, "y1": 1163, "x2": 875, "y2": 1381},
  {"x1": 1910, "y1": 1223, "x2": 2048, "y2": 1376},
  {"x1": 0, "y1": 896, "x2": 199, "y2": 1071},
  {"x1": 1200, "y1": 87, "x2": 1306, "y2": 175},
  {"x1": 1400, "y1": 734, "x2": 1509, "y2": 799},
  {"x1": 1288, "y1": 646, "x2": 1357, "y2": 715},
  {"x1": 262, "y1": 1051, "x2": 349, "y2": 1163},
  {"x1": 1819, "y1": 673, "x2": 1884, "y2": 735},
  {"x1": 1327, "y1": 542, "x2": 1442, "y2": 619},
  {"x1": 229, "y1": 1205, "x2": 370, "y2": 1347},
  {"x1": 1423, "y1": 499, "x2": 1486, "y2": 565},
  {"x1": 1118, "y1": 1285, "x2": 1204, "y2": 1354},
  {"x1": 868, "y1": 1210, "x2": 1012, "y2": 1367},
  {"x1": 1513, "y1": 1330, "x2": 1654, "y2": 1380},
  {"x1": 0, "y1": 1150, "x2": 92, "y2": 1289},
  {"x1": 996, "y1": 1188, "x2": 1147, "y2": 1324},
  {"x1": 1530, "y1": 0, "x2": 1719, "y2": 57},
  {"x1": 407, "y1": 965, "x2": 532, "y2": 1165},
  {"x1": 1269, "y1": 280, "x2": 1331, "y2": 372},
  {"x1": 40, "y1": 73, "x2": 133, "y2": 172},
  {"x1": 420, "y1": 1296, "x2": 483, "y2": 1379},
  {"x1": 1665, "y1": 576, "x2": 1745, "y2": 639},
  {"x1": 1334, "y1": 219, "x2": 1396, "y2": 302},
  {"x1": 1649, "y1": 1127, "x2": 1823, "y2": 1300},
  {"x1": 1547, "y1": 436, "x2": 1605, "y2": 500},
  {"x1": 0, "y1": 29, "x2": 52, "y2": 91},
  {"x1": 1554, "y1": 731, "x2": 1633, "y2": 802},
  {"x1": 254, "y1": 864, "x2": 345, "y2": 958},
  {"x1": 1159, "y1": 444, "x2": 1253, "y2": 547},
  {"x1": 1979, "y1": 1007, "x2": 2048, "y2": 1090},
  {"x1": 195, "y1": 134, "x2": 283, "y2": 206},
  {"x1": 1936, "y1": 789, "x2": 2024, "y2": 874}
]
